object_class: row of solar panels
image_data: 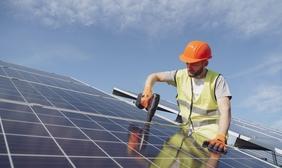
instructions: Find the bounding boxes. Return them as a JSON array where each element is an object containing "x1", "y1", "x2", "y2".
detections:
[{"x1": 0, "y1": 60, "x2": 279, "y2": 168}]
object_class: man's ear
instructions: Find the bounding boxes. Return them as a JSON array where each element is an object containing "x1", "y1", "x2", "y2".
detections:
[{"x1": 204, "y1": 61, "x2": 209, "y2": 67}]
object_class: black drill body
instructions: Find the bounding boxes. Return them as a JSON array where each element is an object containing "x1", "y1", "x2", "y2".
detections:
[{"x1": 135, "y1": 93, "x2": 160, "y2": 122}]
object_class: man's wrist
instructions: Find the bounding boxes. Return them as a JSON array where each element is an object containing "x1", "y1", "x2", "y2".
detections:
[{"x1": 216, "y1": 133, "x2": 226, "y2": 142}]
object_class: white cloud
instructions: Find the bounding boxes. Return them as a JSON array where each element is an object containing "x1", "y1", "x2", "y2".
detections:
[
  {"x1": 241, "y1": 85, "x2": 282, "y2": 113},
  {"x1": 234, "y1": 54, "x2": 282, "y2": 115},
  {"x1": 218, "y1": 1, "x2": 282, "y2": 36},
  {"x1": 10, "y1": 44, "x2": 91, "y2": 66},
  {"x1": 229, "y1": 54, "x2": 282, "y2": 79},
  {"x1": 7, "y1": 0, "x2": 282, "y2": 36}
]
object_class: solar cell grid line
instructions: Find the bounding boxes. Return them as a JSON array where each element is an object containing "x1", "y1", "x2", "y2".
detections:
[
  {"x1": 0, "y1": 67, "x2": 7, "y2": 77},
  {"x1": 2, "y1": 118, "x2": 93, "y2": 139},
  {"x1": 233, "y1": 119, "x2": 282, "y2": 139},
  {"x1": 217, "y1": 159, "x2": 237, "y2": 168},
  {"x1": 83, "y1": 95, "x2": 151, "y2": 121},
  {"x1": 37, "y1": 113, "x2": 74, "y2": 127},
  {"x1": 2, "y1": 71, "x2": 112, "y2": 106},
  {"x1": 233, "y1": 149, "x2": 278, "y2": 168},
  {"x1": 74, "y1": 95, "x2": 117, "y2": 116},
  {"x1": 52, "y1": 87, "x2": 131, "y2": 118},
  {"x1": 11, "y1": 79, "x2": 53, "y2": 106},
  {"x1": 32, "y1": 82, "x2": 162, "y2": 167},
  {"x1": 0, "y1": 110, "x2": 40, "y2": 123},
  {"x1": 0, "y1": 101, "x2": 34, "y2": 113},
  {"x1": 6, "y1": 77, "x2": 77, "y2": 168},
  {"x1": 0, "y1": 60, "x2": 79, "y2": 85},
  {"x1": 33, "y1": 75, "x2": 63, "y2": 88},
  {"x1": 83, "y1": 115, "x2": 162, "y2": 167},
  {"x1": 250, "y1": 150, "x2": 282, "y2": 166},
  {"x1": 39, "y1": 105, "x2": 153, "y2": 127},
  {"x1": 77, "y1": 92, "x2": 117, "y2": 109},
  {"x1": 37, "y1": 106, "x2": 124, "y2": 167},
  {"x1": 99, "y1": 99, "x2": 145, "y2": 120},
  {"x1": 68, "y1": 77, "x2": 112, "y2": 97},
  {"x1": 230, "y1": 149, "x2": 274, "y2": 168},
  {"x1": 50, "y1": 88, "x2": 97, "y2": 113},
  {"x1": 243, "y1": 149, "x2": 274, "y2": 164},
  {"x1": 10, "y1": 69, "x2": 41, "y2": 84},
  {"x1": 31, "y1": 84, "x2": 78, "y2": 110},
  {"x1": 28, "y1": 81, "x2": 126, "y2": 167},
  {"x1": 231, "y1": 123, "x2": 281, "y2": 143},
  {"x1": 4, "y1": 67, "x2": 85, "y2": 96},
  {"x1": 0, "y1": 117, "x2": 14, "y2": 168},
  {"x1": 218, "y1": 151, "x2": 256, "y2": 168},
  {"x1": 42, "y1": 92, "x2": 170, "y2": 167},
  {"x1": 5, "y1": 68, "x2": 43, "y2": 85},
  {"x1": 0, "y1": 76, "x2": 24, "y2": 102},
  {"x1": 231, "y1": 122, "x2": 282, "y2": 149},
  {"x1": 2, "y1": 68, "x2": 22, "y2": 81},
  {"x1": 82, "y1": 116, "x2": 192, "y2": 166},
  {"x1": 234, "y1": 118, "x2": 282, "y2": 134},
  {"x1": 33, "y1": 74, "x2": 101, "y2": 96},
  {"x1": 97, "y1": 120, "x2": 164, "y2": 143}
]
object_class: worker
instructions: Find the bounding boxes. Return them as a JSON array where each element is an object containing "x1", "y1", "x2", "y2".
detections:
[{"x1": 141, "y1": 40, "x2": 232, "y2": 154}]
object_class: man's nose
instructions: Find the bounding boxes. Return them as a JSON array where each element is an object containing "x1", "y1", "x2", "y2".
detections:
[{"x1": 188, "y1": 65, "x2": 194, "y2": 71}]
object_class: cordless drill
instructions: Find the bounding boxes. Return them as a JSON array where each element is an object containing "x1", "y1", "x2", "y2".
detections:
[{"x1": 135, "y1": 93, "x2": 160, "y2": 122}]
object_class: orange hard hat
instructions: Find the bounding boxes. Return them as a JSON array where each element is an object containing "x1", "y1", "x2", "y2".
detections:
[{"x1": 179, "y1": 40, "x2": 212, "y2": 63}]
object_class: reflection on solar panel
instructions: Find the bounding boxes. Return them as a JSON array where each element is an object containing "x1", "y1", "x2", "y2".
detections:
[{"x1": 0, "y1": 60, "x2": 278, "y2": 168}]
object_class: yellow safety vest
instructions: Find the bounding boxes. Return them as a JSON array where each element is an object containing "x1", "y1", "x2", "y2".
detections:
[
  {"x1": 151, "y1": 128, "x2": 220, "y2": 168},
  {"x1": 175, "y1": 68, "x2": 220, "y2": 139}
]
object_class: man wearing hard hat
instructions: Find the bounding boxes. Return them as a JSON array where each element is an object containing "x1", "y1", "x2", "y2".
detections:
[{"x1": 141, "y1": 40, "x2": 232, "y2": 154}]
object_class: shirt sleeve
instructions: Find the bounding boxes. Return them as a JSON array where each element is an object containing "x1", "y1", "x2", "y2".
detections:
[
  {"x1": 162, "y1": 70, "x2": 177, "y2": 87},
  {"x1": 215, "y1": 75, "x2": 232, "y2": 100}
]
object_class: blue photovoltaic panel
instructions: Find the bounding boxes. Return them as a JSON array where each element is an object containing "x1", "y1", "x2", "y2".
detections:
[
  {"x1": 0, "y1": 60, "x2": 75, "y2": 82},
  {"x1": 0, "y1": 60, "x2": 110, "y2": 98},
  {"x1": 0, "y1": 60, "x2": 278, "y2": 168}
]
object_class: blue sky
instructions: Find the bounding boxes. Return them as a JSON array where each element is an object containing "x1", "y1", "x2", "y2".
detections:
[{"x1": 0, "y1": 1, "x2": 281, "y2": 130}]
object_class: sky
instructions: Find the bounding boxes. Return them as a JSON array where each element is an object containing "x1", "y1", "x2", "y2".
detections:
[{"x1": 0, "y1": 0, "x2": 281, "y2": 131}]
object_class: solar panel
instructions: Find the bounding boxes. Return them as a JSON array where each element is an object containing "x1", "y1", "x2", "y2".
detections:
[{"x1": 0, "y1": 60, "x2": 278, "y2": 168}]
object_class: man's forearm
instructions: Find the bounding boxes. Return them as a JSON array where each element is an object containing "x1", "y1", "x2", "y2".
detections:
[
  {"x1": 144, "y1": 73, "x2": 158, "y2": 91},
  {"x1": 217, "y1": 97, "x2": 231, "y2": 136},
  {"x1": 144, "y1": 72, "x2": 171, "y2": 91}
]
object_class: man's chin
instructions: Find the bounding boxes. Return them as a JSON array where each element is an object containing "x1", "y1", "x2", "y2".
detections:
[
  {"x1": 188, "y1": 71, "x2": 202, "y2": 78},
  {"x1": 188, "y1": 73, "x2": 198, "y2": 78},
  {"x1": 188, "y1": 73, "x2": 196, "y2": 77}
]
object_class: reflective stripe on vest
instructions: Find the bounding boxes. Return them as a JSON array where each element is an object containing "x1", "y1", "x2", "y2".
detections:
[{"x1": 175, "y1": 68, "x2": 220, "y2": 126}]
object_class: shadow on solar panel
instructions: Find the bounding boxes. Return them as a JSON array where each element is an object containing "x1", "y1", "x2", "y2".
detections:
[{"x1": 0, "y1": 60, "x2": 279, "y2": 167}]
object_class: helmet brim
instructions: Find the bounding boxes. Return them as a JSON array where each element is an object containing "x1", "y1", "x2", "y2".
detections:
[{"x1": 179, "y1": 54, "x2": 211, "y2": 63}]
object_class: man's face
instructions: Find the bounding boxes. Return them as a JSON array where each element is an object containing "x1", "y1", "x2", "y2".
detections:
[{"x1": 186, "y1": 61, "x2": 207, "y2": 78}]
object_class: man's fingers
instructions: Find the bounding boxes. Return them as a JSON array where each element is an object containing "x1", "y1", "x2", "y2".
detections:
[
  {"x1": 212, "y1": 142, "x2": 220, "y2": 151},
  {"x1": 141, "y1": 98, "x2": 149, "y2": 108},
  {"x1": 217, "y1": 143, "x2": 224, "y2": 152},
  {"x1": 208, "y1": 140, "x2": 216, "y2": 149},
  {"x1": 204, "y1": 135, "x2": 228, "y2": 154}
]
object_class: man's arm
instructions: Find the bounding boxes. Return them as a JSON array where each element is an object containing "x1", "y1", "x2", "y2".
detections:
[
  {"x1": 141, "y1": 72, "x2": 175, "y2": 108},
  {"x1": 144, "y1": 72, "x2": 173, "y2": 90},
  {"x1": 206, "y1": 96, "x2": 231, "y2": 153},
  {"x1": 217, "y1": 96, "x2": 231, "y2": 135}
]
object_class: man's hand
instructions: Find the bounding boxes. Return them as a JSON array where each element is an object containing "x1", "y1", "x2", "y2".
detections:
[
  {"x1": 203, "y1": 134, "x2": 227, "y2": 154},
  {"x1": 141, "y1": 87, "x2": 153, "y2": 109}
]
